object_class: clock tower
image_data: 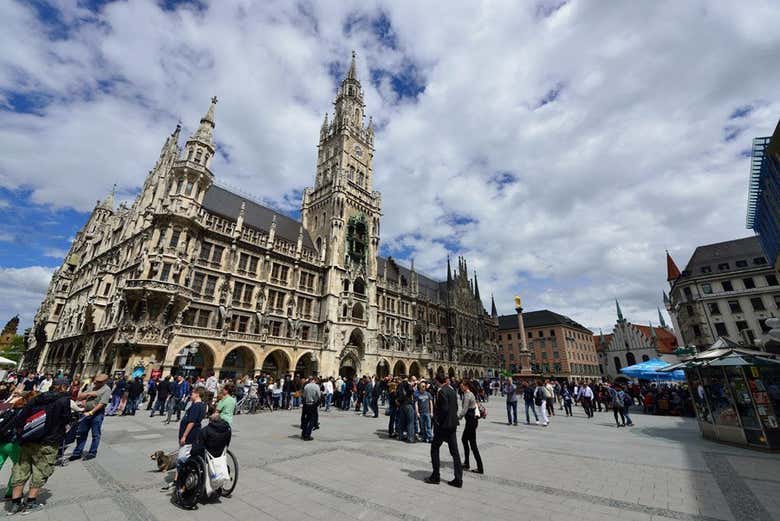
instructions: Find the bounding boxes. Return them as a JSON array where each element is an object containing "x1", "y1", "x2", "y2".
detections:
[{"x1": 301, "y1": 51, "x2": 382, "y2": 375}]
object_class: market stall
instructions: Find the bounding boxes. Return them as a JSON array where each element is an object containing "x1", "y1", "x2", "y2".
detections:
[{"x1": 662, "y1": 347, "x2": 780, "y2": 450}]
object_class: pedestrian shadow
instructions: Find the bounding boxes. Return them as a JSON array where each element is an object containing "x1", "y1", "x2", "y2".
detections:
[
  {"x1": 401, "y1": 468, "x2": 430, "y2": 482},
  {"x1": 373, "y1": 429, "x2": 391, "y2": 439}
]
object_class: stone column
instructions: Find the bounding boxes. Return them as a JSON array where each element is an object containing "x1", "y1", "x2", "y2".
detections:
[{"x1": 515, "y1": 296, "x2": 533, "y2": 377}]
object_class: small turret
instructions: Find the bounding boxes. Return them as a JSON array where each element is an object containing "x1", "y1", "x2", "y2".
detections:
[{"x1": 490, "y1": 293, "x2": 497, "y2": 318}]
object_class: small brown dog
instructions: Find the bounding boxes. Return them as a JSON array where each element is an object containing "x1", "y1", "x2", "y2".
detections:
[{"x1": 150, "y1": 450, "x2": 177, "y2": 472}]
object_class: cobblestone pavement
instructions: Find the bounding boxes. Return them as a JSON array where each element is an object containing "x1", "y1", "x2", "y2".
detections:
[{"x1": 1, "y1": 400, "x2": 779, "y2": 521}]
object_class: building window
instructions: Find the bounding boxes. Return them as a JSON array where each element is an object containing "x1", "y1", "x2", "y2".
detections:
[
  {"x1": 160, "y1": 263, "x2": 172, "y2": 282},
  {"x1": 538, "y1": 331, "x2": 543, "y2": 338},
  {"x1": 528, "y1": 331, "x2": 532, "y2": 338},
  {"x1": 751, "y1": 297, "x2": 766, "y2": 311},
  {"x1": 199, "y1": 242, "x2": 224, "y2": 265},
  {"x1": 203, "y1": 275, "x2": 218, "y2": 298},
  {"x1": 754, "y1": 257, "x2": 767, "y2": 265},
  {"x1": 507, "y1": 333, "x2": 512, "y2": 340},
  {"x1": 714, "y1": 323, "x2": 728, "y2": 336},
  {"x1": 550, "y1": 330, "x2": 555, "y2": 337},
  {"x1": 169, "y1": 229, "x2": 181, "y2": 249},
  {"x1": 686, "y1": 305, "x2": 694, "y2": 315},
  {"x1": 684, "y1": 287, "x2": 693, "y2": 299},
  {"x1": 736, "y1": 260, "x2": 748, "y2": 268},
  {"x1": 722, "y1": 281, "x2": 734, "y2": 292},
  {"x1": 743, "y1": 278, "x2": 756, "y2": 290},
  {"x1": 196, "y1": 310, "x2": 211, "y2": 328},
  {"x1": 775, "y1": 295, "x2": 780, "y2": 308},
  {"x1": 708, "y1": 302, "x2": 721, "y2": 315},
  {"x1": 728, "y1": 300, "x2": 742, "y2": 313},
  {"x1": 271, "y1": 263, "x2": 289, "y2": 285},
  {"x1": 702, "y1": 283, "x2": 712, "y2": 294},
  {"x1": 718, "y1": 263, "x2": 730, "y2": 270},
  {"x1": 238, "y1": 253, "x2": 259, "y2": 275},
  {"x1": 736, "y1": 320, "x2": 749, "y2": 332},
  {"x1": 759, "y1": 319, "x2": 771, "y2": 333},
  {"x1": 767, "y1": 274, "x2": 779, "y2": 286},
  {"x1": 613, "y1": 357, "x2": 622, "y2": 372},
  {"x1": 701, "y1": 266, "x2": 712, "y2": 274}
]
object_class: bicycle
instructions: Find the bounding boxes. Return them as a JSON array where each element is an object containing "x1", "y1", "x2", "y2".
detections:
[{"x1": 175, "y1": 449, "x2": 239, "y2": 509}]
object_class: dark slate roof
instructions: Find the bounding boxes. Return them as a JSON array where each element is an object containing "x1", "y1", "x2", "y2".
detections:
[
  {"x1": 376, "y1": 256, "x2": 445, "y2": 300},
  {"x1": 202, "y1": 185, "x2": 315, "y2": 250},
  {"x1": 681, "y1": 236, "x2": 767, "y2": 277},
  {"x1": 498, "y1": 310, "x2": 591, "y2": 333}
]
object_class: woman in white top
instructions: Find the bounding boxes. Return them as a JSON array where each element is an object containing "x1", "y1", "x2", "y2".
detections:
[{"x1": 458, "y1": 381, "x2": 484, "y2": 474}]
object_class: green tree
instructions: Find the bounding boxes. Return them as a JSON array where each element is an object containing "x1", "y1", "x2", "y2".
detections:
[{"x1": 1, "y1": 335, "x2": 24, "y2": 363}]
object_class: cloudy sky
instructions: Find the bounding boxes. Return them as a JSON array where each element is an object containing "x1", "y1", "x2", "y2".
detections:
[{"x1": 1, "y1": 0, "x2": 779, "y2": 334}]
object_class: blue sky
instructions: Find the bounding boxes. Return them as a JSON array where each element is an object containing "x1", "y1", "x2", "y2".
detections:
[{"x1": 2, "y1": 0, "x2": 780, "y2": 332}]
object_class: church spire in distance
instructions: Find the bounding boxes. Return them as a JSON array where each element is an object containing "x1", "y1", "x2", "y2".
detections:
[{"x1": 347, "y1": 49, "x2": 357, "y2": 80}]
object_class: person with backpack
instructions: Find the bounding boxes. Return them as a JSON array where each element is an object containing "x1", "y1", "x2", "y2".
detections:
[
  {"x1": 608, "y1": 384, "x2": 627, "y2": 428},
  {"x1": 0, "y1": 391, "x2": 29, "y2": 500},
  {"x1": 69, "y1": 373, "x2": 110, "y2": 461},
  {"x1": 533, "y1": 380, "x2": 549, "y2": 427},
  {"x1": 7, "y1": 379, "x2": 71, "y2": 515}
]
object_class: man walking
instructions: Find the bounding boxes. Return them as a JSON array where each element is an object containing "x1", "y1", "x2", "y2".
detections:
[
  {"x1": 301, "y1": 377, "x2": 321, "y2": 441},
  {"x1": 8, "y1": 378, "x2": 71, "y2": 515},
  {"x1": 69, "y1": 373, "x2": 111, "y2": 461},
  {"x1": 504, "y1": 377, "x2": 518, "y2": 426},
  {"x1": 522, "y1": 382, "x2": 539, "y2": 424},
  {"x1": 577, "y1": 381, "x2": 594, "y2": 418},
  {"x1": 425, "y1": 373, "x2": 463, "y2": 488}
]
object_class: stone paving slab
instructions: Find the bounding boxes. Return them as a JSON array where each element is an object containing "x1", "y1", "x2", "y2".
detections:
[{"x1": 0, "y1": 401, "x2": 778, "y2": 521}]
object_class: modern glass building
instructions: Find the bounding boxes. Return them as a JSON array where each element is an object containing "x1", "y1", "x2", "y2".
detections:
[{"x1": 746, "y1": 121, "x2": 780, "y2": 271}]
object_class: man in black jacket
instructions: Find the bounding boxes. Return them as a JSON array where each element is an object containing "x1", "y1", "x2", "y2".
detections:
[
  {"x1": 425, "y1": 373, "x2": 463, "y2": 488},
  {"x1": 8, "y1": 379, "x2": 71, "y2": 515}
]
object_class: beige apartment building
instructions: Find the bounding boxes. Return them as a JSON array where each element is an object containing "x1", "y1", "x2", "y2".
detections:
[{"x1": 497, "y1": 310, "x2": 598, "y2": 379}]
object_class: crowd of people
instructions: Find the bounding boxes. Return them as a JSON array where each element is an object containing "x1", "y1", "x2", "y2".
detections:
[{"x1": 0, "y1": 369, "x2": 698, "y2": 511}]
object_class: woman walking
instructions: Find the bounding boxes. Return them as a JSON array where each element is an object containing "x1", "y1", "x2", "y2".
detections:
[
  {"x1": 610, "y1": 384, "x2": 627, "y2": 427},
  {"x1": 458, "y1": 381, "x2": 484, "y2": 474},
  {"x1": 534, "y1": 380, "x2": 549, "y2": 426}
]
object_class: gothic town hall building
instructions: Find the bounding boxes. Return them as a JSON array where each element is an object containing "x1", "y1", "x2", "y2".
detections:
[{"x1": 24, "y1": 54, "x2": 499, "y2": 381}]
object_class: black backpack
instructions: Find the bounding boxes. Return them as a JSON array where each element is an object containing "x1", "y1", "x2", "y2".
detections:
[{"x1": 0, "y1": 409, "x2": 19, "y2": 443}]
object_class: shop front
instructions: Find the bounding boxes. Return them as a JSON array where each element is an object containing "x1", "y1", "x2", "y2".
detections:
[{"x1": 666, "y1": 346, "x2": 780, "y2": 450}]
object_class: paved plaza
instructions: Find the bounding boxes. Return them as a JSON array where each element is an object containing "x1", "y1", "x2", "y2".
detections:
[{"x1": 1, "y1": 401, "x2": 779, "y2": 521}]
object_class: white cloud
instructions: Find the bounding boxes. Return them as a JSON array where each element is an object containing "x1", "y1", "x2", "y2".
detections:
[
  {"x1": 42, "y1": 248, "x2": 67, "y2": 259},
  {"x1": 1, "y1": 0, "x2": 779, "y2": 333},
  {"x1": 0, "y1": 267, "x2": 54, "y2": 330}
]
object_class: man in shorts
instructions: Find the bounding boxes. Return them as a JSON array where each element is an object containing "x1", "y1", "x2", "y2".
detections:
[{"x1": 8, "y1": 378, "x2": 71, "y2": 515}]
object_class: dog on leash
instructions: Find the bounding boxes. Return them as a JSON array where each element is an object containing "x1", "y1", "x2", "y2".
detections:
[{"x1": 150, "y1": 450, "x2": 177, "y2": 472}]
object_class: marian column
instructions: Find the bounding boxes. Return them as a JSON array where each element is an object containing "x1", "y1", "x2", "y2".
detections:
[{"x1": 514, "y1": 296, "x2": 533, "y2": 377}]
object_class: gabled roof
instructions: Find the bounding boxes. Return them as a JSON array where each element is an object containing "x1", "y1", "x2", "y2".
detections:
[
  {"x1": 202, "y1": 185, "x2": 315, "y2": 249},
  {"x1": 680, "y1": 236, "x2": 766, "y2": 278},
  {"x1": 634, "y1": 325, "x2": 679, "y2": 354},
  {"x1": 498, "y1": 310, "x2": 591, "y2": 333}
]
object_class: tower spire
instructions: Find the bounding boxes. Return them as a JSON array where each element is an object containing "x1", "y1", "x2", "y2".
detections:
[
  {"x1": 657, "y1": 307, "x2": 668, "y2": 328},
  {"x1": 191, "y1": 96, "x2": 217, "y2": 146},
  {"x1": 616, "y1": 299, "x2": 625, "y2": 323},
  {"x1": 490, "y1": 293, "x2": 497, "y2": 317},
  {"x1": 666, "y1": 250, "x2": 681, "y2": 283},
  {"x1": 347, "y1": 49, "x2": 357, "y2": 80},
  {"x1": 473, "y1": 270, "x2": 481, "y2": 301},
  {"x1": 447, "y1": 255, "x2": 452, "y2": 285}
]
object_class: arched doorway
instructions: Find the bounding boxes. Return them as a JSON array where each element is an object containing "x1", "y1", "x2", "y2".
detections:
[
  {"x1": 626, "y1": 352, "x2": 636, "y2": 366},
  {"x1": 339, "y1": 354, "x2": 359, "y2": 378},
  {"x1": 409, "y1": 361, "x2": 421, "y2": 378},
  {"x1": 262, "y1": 349, "x2": 291, "y2": 379},
  {"x1": 172, "y1": 342, "x2": 215, "y2": 378},
  {"x1": 376, "y1": 359, "x2": 390, "y2": 378},
  {"x1": 393, "y1": 360, "x2": 406, "y2": 376},
  {"x1": 295, "y1": 352, "x2": 318, "y2": 378},
  {"x1": 448, "y1": 367, "x2": 455, "y2": 379},
  {"x1": 436, "y1": 366, "x2": 445, "y2": 377},
  {"x1": 221, "y1": 346, "x2": 255, "y2": 380}
]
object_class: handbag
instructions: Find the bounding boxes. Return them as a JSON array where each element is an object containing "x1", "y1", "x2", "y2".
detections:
[{"x1": 205, "y1": 450, "x2": 229, "y2": 493}]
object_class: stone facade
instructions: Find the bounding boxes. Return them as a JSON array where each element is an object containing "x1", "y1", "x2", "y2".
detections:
[
  {"x1": 665, "y1": 237, "x2": 780, "y2": 350},
  {"x1": 23, "y1": 54, "x2": 499, "y2": 380}
]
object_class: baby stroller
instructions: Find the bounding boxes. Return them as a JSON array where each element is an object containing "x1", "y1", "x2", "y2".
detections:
[{"x1": 174, "y1": 448, "x2": 238, "y2": 510}]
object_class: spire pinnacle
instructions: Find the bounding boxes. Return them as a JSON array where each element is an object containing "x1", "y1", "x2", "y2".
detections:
[
  {"x1": 191, "y1": 96, "x2": 217, "y2": 146},
  {"x1": 616, "y1": 299, "x2": 625, "y2": 322},
  {"x1": 99, "y1": 184, "x2": 116, "y2": 211},
  {"x1": 473, "y1": 270, "x2": 481, "y2": 300},
  {"x1": 447, "y1": 255, "x2": 452, "y2": 284},
  {"x1": 666, "y1": 250, "x2": 681, "y2": 282},
  {"x1": 657, "y1": 307, "x2": 668, "y2": 328},
  {"x1": 490, "y1": 293, "x2": 497, "y2": 317},
  {"x1": 347, "y1": 50, "x2": 357, "y2": 80}
]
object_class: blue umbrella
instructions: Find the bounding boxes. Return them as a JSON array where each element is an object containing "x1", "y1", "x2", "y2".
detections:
[{"x1": 620, "y1": 358, "x2": 686, "y2": 381}]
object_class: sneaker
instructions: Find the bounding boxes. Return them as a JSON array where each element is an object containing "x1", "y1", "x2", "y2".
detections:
[
  {"x1": 20, "y1": 502, "x2": 42, "y2": 516},
  {"x1": 6, "y1": 502, "x2": 23, "y2": 516}
]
